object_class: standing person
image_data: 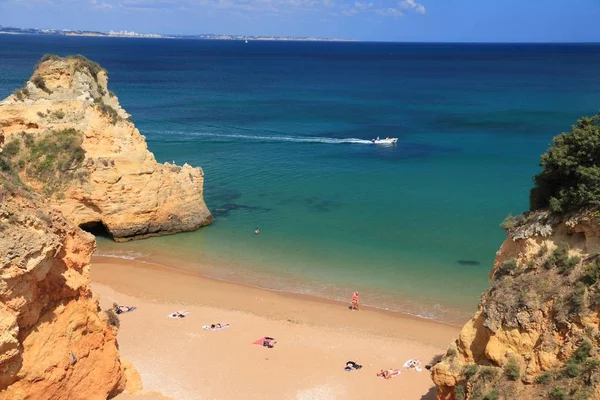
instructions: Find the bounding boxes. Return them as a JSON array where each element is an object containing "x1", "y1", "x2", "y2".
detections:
[{"x1": 351, "y1": 291, "x2": 360, "y2": 311}]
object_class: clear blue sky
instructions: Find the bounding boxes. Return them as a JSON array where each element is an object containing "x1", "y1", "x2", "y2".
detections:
[{"x1": 1, "y1": 0, "x2": 599, "y2": 42}]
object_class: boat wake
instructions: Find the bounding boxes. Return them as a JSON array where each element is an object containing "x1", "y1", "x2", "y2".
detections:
[{"x1": 163, "y1": 130, "x2": 374, "y2": 145}]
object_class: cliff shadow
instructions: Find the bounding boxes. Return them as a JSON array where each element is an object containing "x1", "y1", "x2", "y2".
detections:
[{"x1": 419, "y1": 386, "x2": 437, "y2": 400}]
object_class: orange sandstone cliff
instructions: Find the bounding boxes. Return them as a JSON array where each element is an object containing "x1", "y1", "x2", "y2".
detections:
[
  {"x1": 431, "y1": 113, "x2": 600, "y2": 400},
  {"x1": 431, "y1": 211, "x2": 600, "y2": 400},
  {"x1": 0, "y1": 55, "x2": 212, "y2": 241},
  {"x1": 0, "y1": 153, "x2": 128, "y2": 399}
]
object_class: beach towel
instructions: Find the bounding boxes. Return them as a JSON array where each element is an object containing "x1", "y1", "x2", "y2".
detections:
[
  {"x1": 403, "y1": 359, "x2": 422, "y2": 372},
  {"x1": 202, "y1": 324, "x2": 229, "y2": 331},
  {"x1": 252, "y1": 337, "x2": 275, "y2": 347},
  {"x1": 168, "y1": 311, "x2": 189, "y2": 319},
  {"x1": 345, "y1": 361, "x2": 362, "y2": 371}
]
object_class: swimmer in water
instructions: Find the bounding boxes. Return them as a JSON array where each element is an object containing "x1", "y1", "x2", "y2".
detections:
[{"x1": 255, "y1": 228, "x2": 260, "y2": 234}]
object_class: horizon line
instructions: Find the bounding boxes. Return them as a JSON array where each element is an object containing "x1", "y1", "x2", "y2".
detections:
[{"x1": 1, "y1": 25, "x2": 600, "y2": 44}]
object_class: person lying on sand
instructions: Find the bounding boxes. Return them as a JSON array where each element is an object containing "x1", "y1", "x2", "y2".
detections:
[
  {"x1": 263, "y1": 337, "x2": 276, "y2": 348},
  {"x1": 202, "y1": 323, "x2": 230, "y2": 331},
  {"x1": 113, "y1": 302, "x2": 136, "y2": 315},
  {"x1": 344, "y1": 361, "x2": 363, "y2": 371},
  {"x1": 168, "y1": 311, "x2": 188, "y2": 318},
  {"x1": 377, "y1": 369, "x2": 400, "y2": 379}
]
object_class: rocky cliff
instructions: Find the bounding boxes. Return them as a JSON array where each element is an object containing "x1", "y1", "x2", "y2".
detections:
[
  {"x1": 0, "y1": 154, "x2": 127, "y2": 399},
  {"x1": 0, "y1": 55, "x2": 212, "y2": 241},
  {"x1": 431, "y1": 210, "x2": 600, "y2": 400}
]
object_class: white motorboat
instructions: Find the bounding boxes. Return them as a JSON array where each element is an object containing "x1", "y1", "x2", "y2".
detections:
[{"x1": 371, "y1": 136, "x2": 398, "y2": 145}]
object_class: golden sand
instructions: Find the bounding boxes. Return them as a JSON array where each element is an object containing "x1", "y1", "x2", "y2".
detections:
[{"x1": 93, "y1": 256, "x2": 460, "y2": 400}]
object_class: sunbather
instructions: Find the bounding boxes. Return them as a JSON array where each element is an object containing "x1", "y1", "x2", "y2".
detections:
[
  {"x1": 168, "y1": 311, "x2": 188, "y2": 318},
  {"x1": 113, "y1": 302, "x2": 136, "y2": 315},
  {"x1": 203, "y1": 323, "x2": 230, "y2": 331},
  {"x1": 377, "y1": 369, "x2": 400, "y2": 379}
]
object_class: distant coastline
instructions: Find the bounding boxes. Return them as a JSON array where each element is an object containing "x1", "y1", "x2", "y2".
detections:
[{"x1": 0, "y1": 25, "x2": 354, "y2": 42}]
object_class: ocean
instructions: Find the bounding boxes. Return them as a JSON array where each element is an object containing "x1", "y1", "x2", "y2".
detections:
[{"x1": 2, "y1": 35, "x2": 600, "y2": 324}]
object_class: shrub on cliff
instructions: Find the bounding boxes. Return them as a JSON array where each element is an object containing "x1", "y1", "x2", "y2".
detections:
[
  {"x1": 69, "y1": 54, "x2": 105, "y2": 81},
  {"x1": 32, "y1": 75, "x2": 52, "y2": 94},
  {"x1": 530, "y1": 112, "x2": 600, "y2": 213},
  {"x1": 94, "y1": 99, "x2": 121, "y2": 124},
  {"x1": 504, "y1": 358, "x2": 520, "y2": 381},
  {"x1": 35, "y1": 54, "x2": 61, "y2": 69},
  {"x1": 12, "y1": 87, "x2": 29, "y2": 101},
  {"x1": 104, "y1": 309, "x2": 120, "y2": 329},
  {"x1": 2, "y1": 129, "x2": 87, "y2": 196}
]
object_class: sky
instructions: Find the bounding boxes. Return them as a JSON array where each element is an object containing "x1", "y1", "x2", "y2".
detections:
[{"x1": 0, "y1": 0, "x2": 599, "y2": 42}]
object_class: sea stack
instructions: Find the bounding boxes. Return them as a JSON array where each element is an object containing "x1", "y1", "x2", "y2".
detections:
[
  {"x1": 431, "y1": 113, "x2": 600, "y2": 399},
  {"x1": 0, "y1": 55, "x2": 212, "y2": 241},
  {"x1": 0, "y1": 157, "x2": 129, "y2": 398}
]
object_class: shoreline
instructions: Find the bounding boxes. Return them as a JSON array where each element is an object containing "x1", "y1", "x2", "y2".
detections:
[
  {"x1": 92, "y1": 256, "x2": 460, "y2": 399},
  {"x1": 92, "y1": 254, "x2": 462, "y2": 337},
  {"x1": 93, "y1": 249, "x2": 477, "y2": 328}
]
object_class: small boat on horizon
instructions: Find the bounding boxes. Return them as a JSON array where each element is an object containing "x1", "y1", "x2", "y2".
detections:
[{"x1": 371, "y1": 136, "x2": 398, "y2": 145}]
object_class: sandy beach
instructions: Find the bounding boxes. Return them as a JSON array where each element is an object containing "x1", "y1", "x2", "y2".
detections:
[{"x1": 91, "y1": 256, "x2": 460, "y2": 400}]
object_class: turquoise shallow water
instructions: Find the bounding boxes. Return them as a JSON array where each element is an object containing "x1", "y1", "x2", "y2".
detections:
[{"x1": 2, "y1": 37, "x2": 600, "y2": 323}]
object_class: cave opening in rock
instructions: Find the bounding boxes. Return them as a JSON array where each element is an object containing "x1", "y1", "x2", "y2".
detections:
[{"x1": 79, "y1": 221, "x2": 112, "y2": 239}]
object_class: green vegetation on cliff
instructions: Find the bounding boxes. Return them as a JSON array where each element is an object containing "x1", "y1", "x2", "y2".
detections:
[
  {"x1": 1, "y1": 129, "x2": 87, "y2": 197},
  {"x1": 37, "y1": 54, "x2": 105, "y2": 80},
  {"x1": 530, "y1": 112, "x2": 600, "y2": 213},
  {"x1": 446, "y1": 244, "x2": 600, "y2": 399}
]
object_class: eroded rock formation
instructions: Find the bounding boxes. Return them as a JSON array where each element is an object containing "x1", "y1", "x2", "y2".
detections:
[
  {"x1": 0, "y1": 167, "x2": 127, "y2": 399},
  {"x1": 0, "y1": 55, "x2": 212, "y2": 241},
  {"x1": 432, "y1": 210, "x2": 600, "y2": 399}
]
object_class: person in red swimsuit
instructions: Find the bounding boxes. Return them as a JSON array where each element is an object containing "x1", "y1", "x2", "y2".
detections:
[{"x1": 351, "y1": 292, "x2": 360, "y2": 311}]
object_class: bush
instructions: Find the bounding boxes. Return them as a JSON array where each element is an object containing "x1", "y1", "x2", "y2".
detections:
[
  {"x1": 530, "y1": 112, "x2": 600, "y2": 213},
  {"x1": 69, "y1": 54, "x2": 105, "y2": 81},
  {"x1": 494, "y1": 259, "x2": 518, "y2": 279},
  {"x1": 500, "y1": 214, "x2": 518, "y2": 230},
  {"x1": 454, "y1": 385, "x2": 466, "y2": 400},
  {"x1": 8, "y1": 128, "x2": 88, "y2": 195},
  {"x1": 550, "y1": 387, "x2": 567, "y2": 400},
  {"x1": 584, "y1": 359, "x2": 600, "y2": 370},
  {"x1": 582, "y1": 261, "x2": 600, "y2": 285},
  {"x1": 565, "y1": 283, "x2": 587, "y2": 317},
  {"x1": 564, "y1": 362, "x2": 580, "y2": 378},
  {"x1": 479, "y1": 366, "x2": 499, "y2": 381},
  {"x1": 35, "y1": 53, "x2": 61, "y2": 69},
  {"x1": 52, "y1": 110, "x2": 65, "y2": 119},
  {"x1": 571, "y1": 341, "x2": 593, "y2": 364},
  {"x1": 104, "y1": 309, "x2": 120, "y2": 329},
  {"x1": 94, "y1": 99, "x2": 120, "y2": 124},
  {"x1": 32, "y1": 75, "x2": 51, "y2": 94},
  {"x1": 2, "y1": 139, "x2": 20, "y2": 158},
  {"x1": 13, "y1": 87, "x2": 29, "y2": 101},
  {"x1": 536, "y1": 372, "x2": 553, "y2": 384},
  {"x1": 504, "y1": 357, "x2": 520, "y2": 381},
  {"x1": 482, "y1": 391, "x2": 498, "y2": 400},
  {"x1": 543, "y1": 245, "x2": 579, "y2": 275},
  {"x1": 463, "y1": 364, "x2": 479, "y2": 380}
]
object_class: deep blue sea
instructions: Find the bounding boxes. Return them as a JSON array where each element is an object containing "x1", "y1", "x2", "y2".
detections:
[{"x1": 2, "y1": 35, "x2": 600, "y2": 323}]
